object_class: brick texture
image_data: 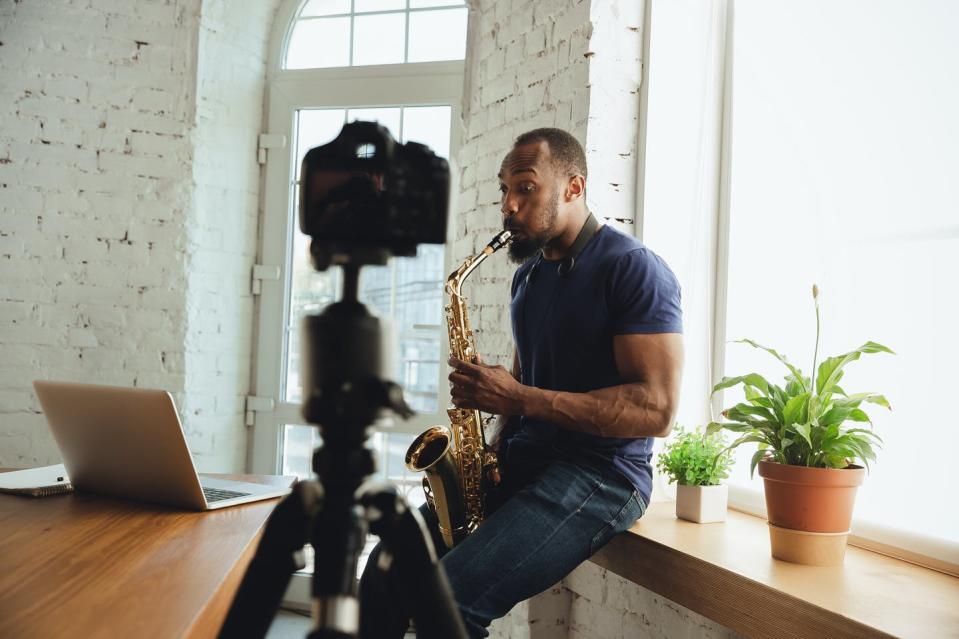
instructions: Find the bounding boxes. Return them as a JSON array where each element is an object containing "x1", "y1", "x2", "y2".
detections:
[{"x1": 0, "y1": 0, "x2": 279, "y2": 471}]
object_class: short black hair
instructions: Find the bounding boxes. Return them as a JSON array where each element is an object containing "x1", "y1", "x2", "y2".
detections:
[{"x1": 514, "y1": 128, "x2": 588, "y2": 179}]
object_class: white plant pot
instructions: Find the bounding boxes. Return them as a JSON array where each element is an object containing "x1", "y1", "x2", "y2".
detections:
[{"x1": 675, "y1": 484, "x2": 728, "y2": 523}]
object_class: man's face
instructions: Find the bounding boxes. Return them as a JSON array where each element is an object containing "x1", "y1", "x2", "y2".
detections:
[{"x1": 498, "y1": 141, "x2": 564, "y2": 264}]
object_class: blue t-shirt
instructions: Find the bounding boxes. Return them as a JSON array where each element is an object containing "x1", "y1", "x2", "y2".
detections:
[{"x1": 506, "y1": 224, "x2": 683, "y2": 507}]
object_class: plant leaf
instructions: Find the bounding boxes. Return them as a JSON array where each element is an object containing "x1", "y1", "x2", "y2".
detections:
[
  {"x1": 820, "y1": 405, "x2": 855, "y2": 427},
  {"x1": 794, "y1": 422, "x2": 813, "y2": 449},
  {"x1": 783, "y1": 392, "x2": 810, "y2": 426},
  {"x1": 749, "y1": 448, "x2": 768, "y2": 478},
  {"x1": 817, "y1": 342, "x2": 895, "y2": 395},
  {"x1": 711, "y1": 373, "x2": 771, "y2": 395},
  {"x1": 735, "y1": 339, "x2": 807, "y2": 388}
]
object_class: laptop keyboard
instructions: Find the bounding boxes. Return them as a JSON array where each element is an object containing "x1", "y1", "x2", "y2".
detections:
[{"x1": 202, "y1": 486, "x2": 251, "y2": 503}]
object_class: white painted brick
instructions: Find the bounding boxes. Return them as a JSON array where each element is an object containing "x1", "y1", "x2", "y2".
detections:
[
  {"x1": 67, "y1": 329, "x2": 100, "y2": 348},
  {"x1": 0, "y1": 325, "x2": 61, "y2": 346},
  {"x1": 41, "y1": 76, "x2": 90, "y2": 102},
  {"x1": 0, "y1": 283, "x2": 56, "y2": 304},
  {"x1": 0, "y1": 187, "x2": 44, "y2": 211},
  {"x1": 0, "y1": 301, "x2": 34, "y2": 325},
  {"x1": 0, "y1": 235, "x2": 25, "y2": 255},
  {"x1": 60, "y1": 238, "x2": 109, "y2": 263}
]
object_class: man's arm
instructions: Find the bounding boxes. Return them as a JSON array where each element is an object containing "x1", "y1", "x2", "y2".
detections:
[
  {"x1": 450, "y1": 333, "x2": 683, "y2": 438},
  {"x1": 485, "y1": 351, "x2": 520, "y2": 448}
]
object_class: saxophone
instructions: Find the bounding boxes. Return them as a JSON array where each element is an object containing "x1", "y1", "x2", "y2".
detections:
[{"x1": 405, "y1": 230, "x2": 513, "y2": 548}]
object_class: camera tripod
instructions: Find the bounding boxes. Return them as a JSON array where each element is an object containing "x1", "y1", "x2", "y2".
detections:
[{"x1": 218, "y1": 264, "x2": 468, "y2": 639}]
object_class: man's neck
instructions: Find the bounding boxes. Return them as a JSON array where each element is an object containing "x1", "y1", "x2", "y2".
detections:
[{"x1": 542, "y1": 208, "x2": 591, "y2": 261}]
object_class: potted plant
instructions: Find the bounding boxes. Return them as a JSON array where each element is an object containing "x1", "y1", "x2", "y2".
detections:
[
  {"x1": 708, "y1": 285, "x2": 893, "y2": 565},
  {"x1": 656, "y1": 426, "x2": 734, "y2": 523}
]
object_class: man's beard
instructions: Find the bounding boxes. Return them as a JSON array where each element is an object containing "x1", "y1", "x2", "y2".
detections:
[{"x1": 506, "y1": 188, "x2": 560, "y2": 264}]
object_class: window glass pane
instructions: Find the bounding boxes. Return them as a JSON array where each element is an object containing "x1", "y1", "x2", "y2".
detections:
[
  {"x1": 724, "y1": 0, "x2": 959, "y2": 543},
  {"x1": 370, "y1": 431, "x2": 429, "y2": 509},
  {"x1": 285, "y1": 106, "x2": 452, "y2": 408},
  {"x1": 285, "y1": 187, "x2": 342, "y2": 404},
  {"x1": 285, "y1": 17, "x2": 350, "y2": 69},
  {"x1": 296, "y1": 108, "x2": 346, "y2": 181},
  {"x1": 354, "y1": 0, "x2": 406, "y2": 12},
  {"x1": 409, "y1": 0, "x2": 464, "y2": 8},
  {"x1": 347, "y1": 107, "x2": 402, "y2": 138},
  {"x1": 391, "y1": 244, "x2": 445, "y2": 413},
  {"x1": 300, "y1": 0, "x2": 351, "y2": 17},
  {"x1": 402, "y1": 105, "x2": 452, "y2": 158},
  {"x1": 352, "y1": 13, "x2": 406, "y2": 66},
  {"x1": 407, "y1": 7, "x2": 467, "y2": 63},
  {"x1": 282, "y1": 424, "x2": 323, "y2": 480}
]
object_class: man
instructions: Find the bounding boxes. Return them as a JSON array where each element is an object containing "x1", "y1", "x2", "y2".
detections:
[{"x1": 360, "y1": 128, "x2": 684, "y2": 638}]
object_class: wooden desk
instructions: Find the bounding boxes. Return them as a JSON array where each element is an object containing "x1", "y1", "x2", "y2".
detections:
[{"x1": 0, "y1": 471, "x2": 295, "y2": 638}]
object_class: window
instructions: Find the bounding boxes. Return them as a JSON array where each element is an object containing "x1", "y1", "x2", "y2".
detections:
[
  {"x1": 253, "y1": 0, "x2": 468, "y2": 597},
  {"x1": 253, "y1": 0, "x2": 467, "y2": 492},
  {"x1": 643, "y1": 0, "x2": 959, "y2": 568},
  {"x1": 722, "y1": 0, "x2": 959, "y2": 550},
  {"x1": 285, "y1": 0, "x2": 468, "y2": 69}
]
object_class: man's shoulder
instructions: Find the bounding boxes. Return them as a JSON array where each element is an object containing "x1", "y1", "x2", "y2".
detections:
[
  {"x1": 592, "y1": 223, "x2": 649, "y2": 264},
  {"x1": 593, "y1": 224, "x2": 679, "y2": 286}
]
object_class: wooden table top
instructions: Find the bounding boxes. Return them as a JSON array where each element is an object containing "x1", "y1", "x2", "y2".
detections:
[{"x1": 0, "y1": 471, "x2": 296, "y2": 639}]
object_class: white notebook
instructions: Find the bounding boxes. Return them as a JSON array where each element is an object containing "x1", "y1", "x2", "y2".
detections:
[{"x1": 0, "y1": 464, "x2": 73, "y2": 497}]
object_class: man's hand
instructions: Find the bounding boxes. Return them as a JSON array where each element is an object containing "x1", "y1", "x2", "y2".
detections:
[{"x1": 448, "y1": 355, "x2": 525, "y2": 416}]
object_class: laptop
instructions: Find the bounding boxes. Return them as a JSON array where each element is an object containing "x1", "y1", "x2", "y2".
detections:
[{"x1": 33, "y1": 380, "x2": 293, "y2": 510}]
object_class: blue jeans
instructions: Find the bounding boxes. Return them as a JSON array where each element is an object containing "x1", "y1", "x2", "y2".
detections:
[{"x1": 359, "y1": 456, "x2": 646, "y2": 638}]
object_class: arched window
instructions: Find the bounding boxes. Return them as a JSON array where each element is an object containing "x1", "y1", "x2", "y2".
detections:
[
  {"x1": 285, "y1": 0, "x2": 468, "y2": 69},
  {"x1": 251, "y1": 0, "x2": 469, "y2": 505}
]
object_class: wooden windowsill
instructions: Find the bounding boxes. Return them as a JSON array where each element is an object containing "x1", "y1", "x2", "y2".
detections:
[{"x1": 589, "y1": 501, "x2": 959, "y2": 639}]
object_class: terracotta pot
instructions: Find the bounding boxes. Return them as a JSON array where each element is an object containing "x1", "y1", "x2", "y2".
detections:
[{"x1": 758, "y1": 460, "x2": 864, "y2": 533}]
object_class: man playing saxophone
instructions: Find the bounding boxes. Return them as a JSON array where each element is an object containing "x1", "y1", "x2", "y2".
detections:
[{"x1": 360, "y1": 127, "x2": 684, "y2": 638}]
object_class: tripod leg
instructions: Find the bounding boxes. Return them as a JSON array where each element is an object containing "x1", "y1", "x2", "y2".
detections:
[
  {"x1": 218, "y1": 480, "x2": 322, "y2": 639},
  {"x1": 360, "y1": 482, "x2": 469, "y2": 639},
  {"x1": 307, "y1": 490, "x2": 367, "y2": 639}
]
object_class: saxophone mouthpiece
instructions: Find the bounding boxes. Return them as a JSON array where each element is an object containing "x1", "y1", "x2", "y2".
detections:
[{"x1": 485, "y1": 230, "x2": 513, "y2": 254}]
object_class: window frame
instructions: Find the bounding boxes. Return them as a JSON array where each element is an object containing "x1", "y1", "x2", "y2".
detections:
[{"x1": 250, "y1": 0, "x2": 467, "y2": 477}]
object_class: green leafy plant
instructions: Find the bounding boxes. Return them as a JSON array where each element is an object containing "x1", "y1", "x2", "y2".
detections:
[
  {"x1": 657, "y1": 426, "x2": 734, "y2": 486},
  {"x1": 707, "y1": 285, "x2": 894, "y2": 477}
]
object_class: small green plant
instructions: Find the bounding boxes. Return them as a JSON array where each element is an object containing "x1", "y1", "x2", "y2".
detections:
[
  {"x1": 707, "y1": 285, "x2": 894, "y2": 477},
  {"x1": 657, "y1": 426, "x2": 734, "y2": 486}
]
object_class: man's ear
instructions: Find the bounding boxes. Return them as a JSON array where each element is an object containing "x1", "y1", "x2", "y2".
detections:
[{"x1": 565, "y1": 175, "x2": 586, "y2": 202}]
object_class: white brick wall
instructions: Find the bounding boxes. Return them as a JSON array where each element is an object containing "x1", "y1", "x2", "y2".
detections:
[
  {"x1": 565, "y1": 562, "x2": 744, "y2": 639},
  {"x1": 0, "y1": 0, "x2": 199, "y2": 466},
  {"x1": 491, "y1": 561, "x2": 743, "y2": 639},
  {"x1": 0, "y1": 0, "x2": 279, "y2": 471},
  {"x1": 182, "y1": 0, "x2": 278, "y2": 470}
]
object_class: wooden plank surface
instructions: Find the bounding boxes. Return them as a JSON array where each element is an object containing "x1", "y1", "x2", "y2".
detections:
[
  {"x1": 591, "y1": 500, "x2": 959, "y2": 639},
  {"x1": 0, "y1": 471, "x2": 295, "y2": 639}
]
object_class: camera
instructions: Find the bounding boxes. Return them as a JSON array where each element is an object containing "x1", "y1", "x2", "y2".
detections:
[{"x1": 299, "y1": 120, "x2": 450, "y2": 270}]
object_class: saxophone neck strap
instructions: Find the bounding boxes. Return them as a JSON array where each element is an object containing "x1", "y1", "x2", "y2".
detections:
[{"x1": 556, "y1": 211, "x2": 599, "y2": 276}]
